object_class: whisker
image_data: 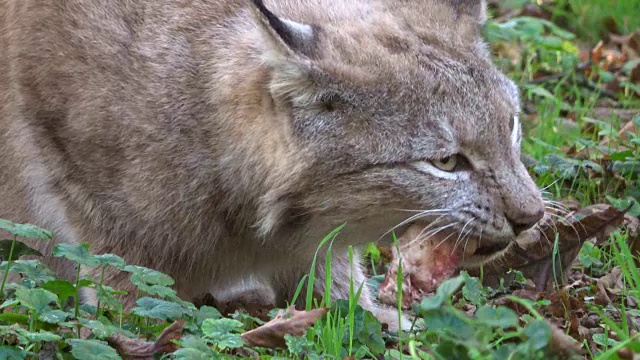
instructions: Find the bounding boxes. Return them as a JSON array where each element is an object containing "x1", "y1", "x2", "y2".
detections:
[
  {"x1": 540, "y1": 214, "x2": 560, "y2": 237},
  {"x1": 544, "y1": 205, "x2": 571, "y2": 219},
  {"x1": 392, "y1": 208, "x2": 448, "y2": 213},
  {"x1": 378, "y1": 208, "x2": 451, "y2": 241},
  {"x1": 453, "y1": 218, "x2": 475, "y2": 254},
  {"x1": 404, "y1": 221, "x2": 457, "y2": 248},
  {"x1": 541, "y1": 179, "x2": 562, "y2": 192},
  {"x1": 543, "y1": 199, "x2": 570, "y2": 210},
  {"x1": 432, "y1": 230, "x2": 459, "y2": 252},
  {"x1": 544, "y1": 208, "x2": 570, "y2": 218},
  {"x1": 536, "y1": 223, "x2": 552, "y2": 245},
  {"x1": 534, "y1": 223, "x2": 548, "y2": 251},
  {"x1": 461, "y1": 221, "x2": 477, "y2": 261},
  {"x1": 401, "y1": 215, "x2": 449, "y2": 248},
  {"x1": 420, "y1": 221, "x2": 458, "y2": 239},
  {"x1": 477, "y1": 224, "x2": 485, "y2": 251},
  {"x1": 542, "y1": 197, "x2": 567, "y2": 205},
  {"x1": 543, "y1": 201, "x2": 571, "y2": 215},
  {"x1": 545, "y1": 211, "x2": 583, "y2": 240}
]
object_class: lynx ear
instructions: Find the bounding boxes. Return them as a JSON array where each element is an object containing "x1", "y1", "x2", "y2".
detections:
[
  {"x1": 446, "y1": 0, "x2": 488, "y2": 25},
  {"x1": 249, "y1": 0, "x2": 320, "y2": 106},
  {"x1": 249, "y1": 0, "x2": 317, "y2": 58}
]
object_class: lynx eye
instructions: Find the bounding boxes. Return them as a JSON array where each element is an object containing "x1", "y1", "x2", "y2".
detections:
[
  {"x1": 431, "y1": 155, "x2": 458, "y2": 172},
  {"x1": 411, "y1": 154, "x2": 469, "y2": 175}
]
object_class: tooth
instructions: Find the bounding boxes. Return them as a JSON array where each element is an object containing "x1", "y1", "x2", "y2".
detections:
[{"x1": 464, "y1": 238, "x2": 478, "y2": 257}]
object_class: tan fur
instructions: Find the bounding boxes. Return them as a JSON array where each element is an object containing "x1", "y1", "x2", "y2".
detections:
[{"x1": 0, "y1": 0, "x2": 544, "y2": 329}]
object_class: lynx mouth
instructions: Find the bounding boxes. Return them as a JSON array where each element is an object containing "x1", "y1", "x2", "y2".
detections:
[
  {"x1": 459, "y1": 237, "x2": 511, "y2": 267},
  {"x1": 471, "y1": 242, "x2": 509, "y2": 256},
  {"x1": 396, "y1": 222, "x2": 512, "y2": 268}
]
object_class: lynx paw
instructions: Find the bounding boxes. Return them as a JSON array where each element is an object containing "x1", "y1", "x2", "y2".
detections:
[{"x1": 374, "y1": 306, "x2": 414, "y2": 331}]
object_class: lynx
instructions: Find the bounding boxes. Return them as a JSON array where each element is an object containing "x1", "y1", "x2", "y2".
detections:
[{"x1": 0, "y1": 0, "x2": 545, "y2": 328}]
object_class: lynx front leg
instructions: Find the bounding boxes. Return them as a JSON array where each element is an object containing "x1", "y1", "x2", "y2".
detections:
[
  {"x1": 272, "y1": 249, "x2": 411, "y2": 330},
  {"x1": 314, "y1": 249, "x2": 412, "y2": 331}
]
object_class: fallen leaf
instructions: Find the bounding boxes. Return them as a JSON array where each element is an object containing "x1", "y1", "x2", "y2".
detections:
[
  {"x1": 490, "y1": 289, "x2": 542, "y2": 317},
  {"x1": 546, "y1": 290, "x2": 584, "y2": 318},
  {"x1": 617, "y1": 348, "x2": 634, "y2": 360},
  {"x1": 548, "y1": 320, "x2": 585, "y2": 357},
  {"x1": 630, "y1": 233, "x2": 640, "y2": 268},
  {"x1": 632, "y1": 63, "x2": 640, "y2": 84},
  {"x1": 37, "y1": 341, "x2": 59, "y2": 360},
  {"x1": 595, "y1": 267, "x2": 624, "y2": 306},
  {"x1": 107, "y1": 320, "x2": 185, "y2": 359},
  {"x1": 626, "y1": 30, "x2": 640, "y2": 57},
  {"x1": 519, "y1": 3, "x2": 552, "y2": 20},
  {"x1": 580, "y1": 313, "x2": 602, "y2": 329},
  {"x1": 592, "y1": 41, "x2": 604, "y2": 64},
  {"x1": 240, "y1": 307, "x2": 328, "y2": 349},
  {"x1": 588, "y1": 108, "x2": 640, "y2": 123},
  {"x1": 467, "y1": 204, "x2": 630, "y2": 291}
]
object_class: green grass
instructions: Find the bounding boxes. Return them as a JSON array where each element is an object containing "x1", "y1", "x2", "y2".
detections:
[
  {"x1": 510, "y1": 1, "x2": 640, "y2": 354},
  {"x1": 553, "y1": 0, "x2": 640, "y2": 41}
]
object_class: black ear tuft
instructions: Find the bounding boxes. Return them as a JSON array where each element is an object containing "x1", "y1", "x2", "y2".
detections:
[
  {"x1": 251, "y1": 0, "x2": 298, "y2": 49},
  {"x1": 250, "y1": 0, "x2": 316, "y2": 56}
]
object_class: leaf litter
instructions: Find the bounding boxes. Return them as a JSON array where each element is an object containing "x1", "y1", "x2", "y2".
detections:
[
  {"x1": 241, "y1": 307, "x2": 329, "y2": 349},
  {"x1": 106, "y1": 320, "x2": 186, "y2": 360}
]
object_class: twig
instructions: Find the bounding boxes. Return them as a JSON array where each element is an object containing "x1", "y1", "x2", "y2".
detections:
[
  {"x1": 528, "y1": 60, "x2": 593, "y2": 84},
  {"x1": 529, "y1": 57, "x2": 621, "y2": 99}
]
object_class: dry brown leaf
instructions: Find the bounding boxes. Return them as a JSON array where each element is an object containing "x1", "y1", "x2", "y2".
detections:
[
  {"x1": 519, "y1": 3, "x2": 552, "y2": 20},
  {"x1": 582, "y1": 314, "x2": 602, "y2": 329},
  {"x1": 631, "y1": 60, "x2": 640, "y2": 82},
  {"x1": 591, "y1": 108, "x2": 640, "y2": 147},
  {"x1": 588, "y1": 108, "x2": 640, "y2": 123},
  {"x1": 468, "y1": 204, "x2": 629, "y2": 291},
  {"x1": 578, "y1": 326, "x2": 593, "y2": 340},
  {"x1": 592, "y1": 41, "x2": 604, "y2": 64},
  {"x1": 602, "y1": 48, "x2": 628, "y2": 71},
  {"x1": 620, "y1": 119, "x2": 638, "y2": 138},
  {"x1": 617, "y1": 348, "x2": 635, "y2": 360},
  {"x1": 548, "y1": 320, "x2": 586, "y2": 358},
  {"x1": 596, "y1": 267, "x2": 624, "y2": 306},
  {"x1": 107, "y1": 320, "x2": 185, "y2": 360},
  {"x1": 37, "y1": 341, "x2": 59, "y2": 360},
  {"x1": 241, "y1": 307, "x2": 328, "y2": 349},
  {"x1": 627, "y1": 30, "x2": 640, "y2": 58},
  {"x1": 546, "y1": 290, "x2": 584, "y2": 318},
  {"x1": 629, "y1": 233, "x2": 640, "y2": 268},
  {"x1": 599, "y1": 267, "x2": 624, "y2": 290}
]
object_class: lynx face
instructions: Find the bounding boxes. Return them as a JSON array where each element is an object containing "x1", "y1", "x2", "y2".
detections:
[{"x1": 251, "y1": 0, "x2": 544, "y2": 263}]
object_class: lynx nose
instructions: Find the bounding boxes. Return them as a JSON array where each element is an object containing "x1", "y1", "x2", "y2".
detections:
[{"x1": 507, "y1": 209, "x2": 544, "y2": 236}]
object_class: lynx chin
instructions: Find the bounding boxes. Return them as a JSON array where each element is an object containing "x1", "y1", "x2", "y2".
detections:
[{"x1": 0, "y1": 0, "x2": 544, "y2": 329}]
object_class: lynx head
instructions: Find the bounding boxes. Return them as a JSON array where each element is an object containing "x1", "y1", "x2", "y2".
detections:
[{"x1": 247, "y1": 0, "x2": 544, "y2": 264}]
